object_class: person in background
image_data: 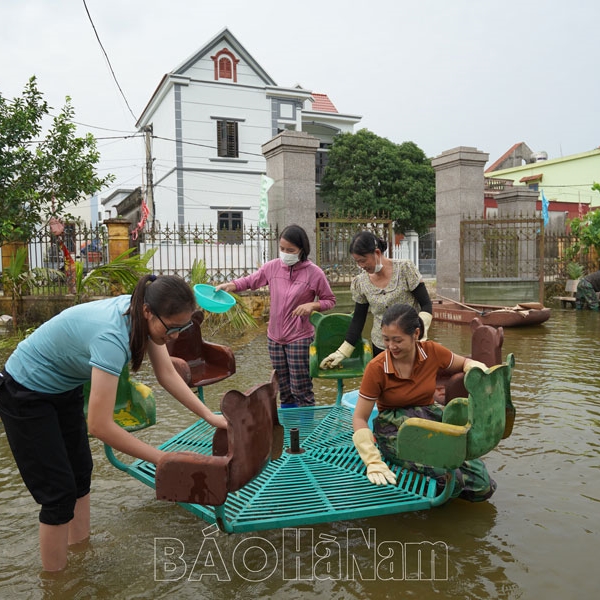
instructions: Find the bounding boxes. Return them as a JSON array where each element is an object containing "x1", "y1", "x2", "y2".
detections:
[
  {"x1": 575, "y1": 269, "x2": 600, "y2": 310},
  {"x1": 352, "y1": 303, "x2": 495, "y2": 501},
  {"x1": 0, "y1": 275, "x2": 227, "y2": 572},
  {"x1": 216, "y1": 224, "x2": 336, "y2": 407},
  {"x1": 320, "y1": 230, "x2": 433, "y2": 369}
]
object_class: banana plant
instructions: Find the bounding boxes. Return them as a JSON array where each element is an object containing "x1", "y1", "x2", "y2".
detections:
[{"x1": 2, "y1": 246, "x2": 61, "y2": 328}]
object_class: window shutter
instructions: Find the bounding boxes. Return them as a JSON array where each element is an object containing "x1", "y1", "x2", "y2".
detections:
[
  {"x1": 217, "y1": 121, "x2": 238, "y2": 158},
  {"x1": 226, "y1": 121, "x2": 238, "y2": 158}
]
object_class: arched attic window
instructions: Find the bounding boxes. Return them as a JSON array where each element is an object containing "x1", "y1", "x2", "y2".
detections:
[{"x1": 211, "y1": 48, "x2": 239, "y2": 82}]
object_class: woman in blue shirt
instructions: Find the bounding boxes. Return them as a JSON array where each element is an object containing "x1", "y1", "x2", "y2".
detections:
[{"x1": 0, "y1": 274, "x2": 226, "y2": 571}]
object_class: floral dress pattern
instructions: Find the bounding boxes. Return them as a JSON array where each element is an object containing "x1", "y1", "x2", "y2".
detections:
[{"x1": 351, "y1": 260, "x2": 422, "y2": 350}]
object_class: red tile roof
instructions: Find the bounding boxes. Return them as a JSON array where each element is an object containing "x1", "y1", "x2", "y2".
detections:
[
  {"x1": 485, "y1": 142, "x2": 522, "y2": 173},
  {"x1": 311, "y1": 93, "x2": 338, "y2": 113}
]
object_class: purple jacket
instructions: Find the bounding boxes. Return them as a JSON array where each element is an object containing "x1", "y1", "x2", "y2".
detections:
[{"x1": 233, "y1": 258, "x2": 336, "y2": 344}]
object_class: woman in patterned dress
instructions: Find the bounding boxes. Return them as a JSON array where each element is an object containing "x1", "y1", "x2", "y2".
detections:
[{"x1": 320, "y1": 230, "x2": 433, "y2": 369}]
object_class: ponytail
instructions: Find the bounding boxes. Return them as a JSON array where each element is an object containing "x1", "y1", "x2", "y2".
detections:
[{"x1": 125, "y1": 274, "x2": 195, "y2": 371}]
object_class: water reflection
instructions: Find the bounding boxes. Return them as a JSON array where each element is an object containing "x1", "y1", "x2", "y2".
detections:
[{"x1": 1, "y1": 310, "x2": 599, "y2": 599}]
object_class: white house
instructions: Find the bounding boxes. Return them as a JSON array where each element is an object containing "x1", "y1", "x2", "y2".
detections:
[{"x1": 134, "y1": 27, "x2": 361, "y2": 236}]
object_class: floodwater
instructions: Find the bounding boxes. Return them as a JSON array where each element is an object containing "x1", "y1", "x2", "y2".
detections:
[{"x1": 1, "y1": 309, "x2": 599, "y2": 599}]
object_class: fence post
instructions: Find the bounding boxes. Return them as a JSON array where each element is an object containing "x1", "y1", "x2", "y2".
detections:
[
  {"x1": 432, "y1": 147, "x2": 489, "y2": 301},
  {"x1": 104, "y1": 218, "x2": 132, "y2": 295},
  {"x1": 262, "y1": 131, "x2": 320, "y2": 256},
  {"x1": 1, "y1": 241, "x2": 29, "y2": 272},
  {"x1": 104, "y1": 218, "x2": 132, "y2": 261}
]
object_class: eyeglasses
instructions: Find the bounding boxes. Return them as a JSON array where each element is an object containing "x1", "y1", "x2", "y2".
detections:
[{"x1": 153, "y1": 313, "x2": 194, "y2": 336}]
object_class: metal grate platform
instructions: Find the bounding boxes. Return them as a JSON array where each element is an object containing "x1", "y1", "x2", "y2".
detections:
[{"x1": 106, "y1": 404, "x2": 450, "y2": 533}]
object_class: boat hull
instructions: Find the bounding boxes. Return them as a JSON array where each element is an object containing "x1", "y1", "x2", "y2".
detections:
[{"x1": 433, "y1": 301, "x2": 551, "y2": 327}]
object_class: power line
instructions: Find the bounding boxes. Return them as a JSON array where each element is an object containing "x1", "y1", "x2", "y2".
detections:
[
  {"x1": 152, "y1": 135, "x2": 266, "y2": 159},
  {"x1": 82, "y1": 0, "x2": 137, "y2": 123},
  {"x1": 21, "y1": 133, "x2": 142, "y2": 145},
  {"x1": 72, "y1": 120, "x2": 138, "y2": 134}
]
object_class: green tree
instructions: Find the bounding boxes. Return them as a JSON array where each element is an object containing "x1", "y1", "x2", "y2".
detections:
[
  {"x1": 567, "y1": 184, "x2": 600, "y2": 265},
  {"x1": 0, "y1": 77, "x2": 113, "y2": 244},
  {"x1": 320, "y1": 129, "x2": 436, "y2": 234}
]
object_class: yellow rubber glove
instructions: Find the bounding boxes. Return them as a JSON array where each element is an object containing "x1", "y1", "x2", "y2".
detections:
[
  {"x1": 418, "y1": 311, "x2": 433, "y2": 341},
  {"x1": 463, "y1": 358, "x2": 487, "y2": 373},
  {"x1": 352, "y1": 428, "x2": 397, "y2": 486},
  {"x1": 319, "y1": 341, "x2": 355, "y2": 370}
]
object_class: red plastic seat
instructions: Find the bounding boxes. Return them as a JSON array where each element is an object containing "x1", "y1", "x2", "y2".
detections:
[
  {"x1": 166, "y1": 310, "x2": 236, "y2": 388},
  {"x1": 154, "y1": 371, "x2": 282, "y2": 506}
]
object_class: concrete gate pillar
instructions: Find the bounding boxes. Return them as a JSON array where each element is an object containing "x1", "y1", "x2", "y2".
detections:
[
  {"x1": 262, "y1": 131, "x2": 320, "y2": 256},
  {"x1": 431, "y1": 146, "x2": 489, "y2": 301},
  {"x1": 495, "y1": 187, "x2": 539, "y2": 217}
]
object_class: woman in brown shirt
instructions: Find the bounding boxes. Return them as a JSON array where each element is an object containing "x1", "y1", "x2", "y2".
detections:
[{"x1": 352, "y1": 303, "x2": 496, "y2": 502}]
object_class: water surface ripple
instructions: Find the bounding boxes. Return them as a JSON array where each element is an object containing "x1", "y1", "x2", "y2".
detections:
[{"x1": 1, "y1": 310, "x2": 598, "y2": 599}]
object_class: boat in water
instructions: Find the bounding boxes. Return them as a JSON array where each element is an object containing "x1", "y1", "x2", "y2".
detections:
[{"x1": 432, "y1": 298, "x2": 551, "y2": 327}]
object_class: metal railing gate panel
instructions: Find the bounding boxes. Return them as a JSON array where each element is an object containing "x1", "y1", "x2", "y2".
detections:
[
  {"x1": 460, "y1": 216, "x2": 545, "y2": 304},
  {"x1": 315, "y1": 218, "x2": 393, "y2": 284}
]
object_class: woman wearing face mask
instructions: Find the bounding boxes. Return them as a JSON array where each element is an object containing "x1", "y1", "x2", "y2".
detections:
[
  {"x1": 216, "y1": 224, "x2": 336, "y2": 407},
  {"x1": 320, "y1": 230, "x2": 432, "y2": 369}
]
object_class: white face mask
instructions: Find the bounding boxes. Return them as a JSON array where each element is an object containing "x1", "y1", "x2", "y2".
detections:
[
  {"x1": 280, "y1": 251, "x2": 300, "y2": 266},
  {"x1": 373, "y1": 259, "x2": 383, "y2": 273}
]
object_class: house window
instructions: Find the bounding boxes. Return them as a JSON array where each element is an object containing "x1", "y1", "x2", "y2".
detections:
[
  {"x1": 217, "y1": 120, "x2": 239, "y2": 158},
  {"x1": 218, "y1": 211, "x2": 243, "y2": 244},
  {"x1": 279, "y1": 102, "x2": 294, "y2": 119},
  {"x1": 211, "y1": 48, "x2": 239, "y2": 82},
  {"x1": 316, "y1": 148, "x2": 329, "y2": 185},
  {"x1": 218, "y1": 57, "x2": 232, "y2": 79},
  {"x1": 519, "y1": 173, "x2": 542, "y2": 192}
]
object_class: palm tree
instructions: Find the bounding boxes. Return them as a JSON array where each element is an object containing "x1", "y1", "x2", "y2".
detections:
[{"x1": 72, "y1": 247, "x2": 157, "y2": 304}]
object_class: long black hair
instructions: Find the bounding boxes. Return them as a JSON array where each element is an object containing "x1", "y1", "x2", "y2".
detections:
[
  {"x1": 280, "y1": 224, "x2": 310, "y2": 261},
  {"x1": 126, "y1": 274, "x2": 196, "y2": 371},
  {"x1": 381, "y1": 303, "x2": 425, "y2": 340},
  {"x1": 348, "y1": 230, "x2": 387, "y2": 256}
]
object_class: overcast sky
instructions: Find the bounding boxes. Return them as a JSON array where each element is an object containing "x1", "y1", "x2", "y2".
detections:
[{"x1": 2, "y1": 0, "x2": 599, "y2": 199}]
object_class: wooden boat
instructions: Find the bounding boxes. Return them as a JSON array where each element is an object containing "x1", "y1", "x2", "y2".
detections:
[
  {"x1": 96, "y1": 314, "x2": 516, "y2": 534},
  {"x1": 432, "y1": 298, "x2": 551, "y2": 327}
]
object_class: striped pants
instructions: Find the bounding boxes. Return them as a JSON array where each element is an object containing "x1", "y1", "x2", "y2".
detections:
[{"x1": 267, "y1": 336, "x2": 314, "y2": 407}]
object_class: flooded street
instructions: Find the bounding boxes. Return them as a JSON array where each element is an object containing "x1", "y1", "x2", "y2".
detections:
[{"x1": 1, "y1": 308, "x2": 599, "y2": 599}]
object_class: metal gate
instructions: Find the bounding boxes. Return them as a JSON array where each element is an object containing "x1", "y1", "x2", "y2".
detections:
[
  {"x1": 316, "y1": 218, "x2": 393, "y2": 284},
  {"x1": 460, "y1": 216, "x2": 545, "y2": 304}
]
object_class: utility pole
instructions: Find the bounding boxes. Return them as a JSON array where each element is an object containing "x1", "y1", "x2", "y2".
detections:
[{"x1": 143, "y1": 125, "x2": 155, "y2": 228}]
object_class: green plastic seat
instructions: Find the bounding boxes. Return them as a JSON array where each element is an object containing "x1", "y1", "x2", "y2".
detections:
[
  {"x1": 395, "y1": 354, "x2": 515, "y2": 470},
  {"x1": 83, "y1": 365, "x2": 156, "y2": 432},
  {"x1": 309, "y1": 312, "x2": 372, "y2": 381}
]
